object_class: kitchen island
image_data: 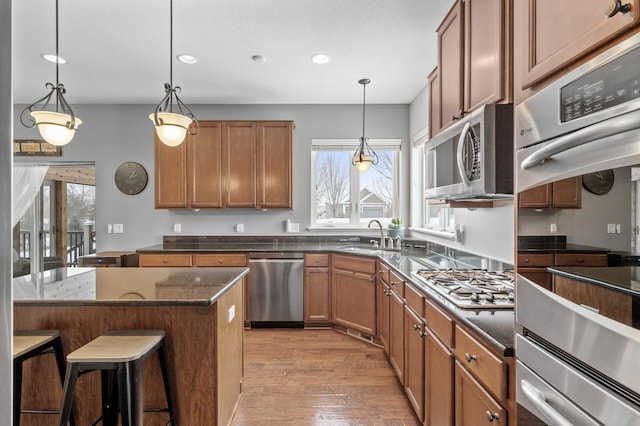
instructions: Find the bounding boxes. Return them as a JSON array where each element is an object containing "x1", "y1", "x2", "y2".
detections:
[{"x1": 13, "y1": 266, "x2": 248, "y2": 426}]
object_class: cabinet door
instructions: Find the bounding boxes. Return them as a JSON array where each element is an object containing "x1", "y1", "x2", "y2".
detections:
[
  {"x1": 464, "y1": 0, "x2": 505, "y2": 112},
  {"x1": 155, "y1": 133, "x2": 188, "y2": 208},
  {"x1": 455, "y1": 362, "x2": 506, "y2": 426},
  {"x1": 552, "y1": 177, "x2": 582, "y2": 208},
  {"x1": 518, "y1": 184, "x2": 552, "y2": 208},
  {"x1": 188, "y1": 122, "x2": 223, "y2": 208},
  {"x1": 331, "y1": 268, "x2": 376, "y2": 335},
  {"x1": 404, "y1": 306, "x2": 425, "y2": 421},
  {"x1": 304, "y1": 267, "x2": 330, "y2": 323},
  {"x1": 438, "y1": 0, "x2": 464, "y2": 130},
  {"x1": 426, "y1": 332, "x2": 454, "y2": 426},
  {"x1": 389, "y1": 289, "x2": 405, "y2": 382},
  {"x1": 428, "y1": 67, "x2": 441, "y2": 138},
  {"x1": 257, "y1": 122, "x2": 293, "y2": 209},
  {"x1": 222, "y1": 122, "x2": 256, "y2": 208},
  {"x1": 378, "y1": 280, "x2": 391, "y2": 355},
  {"x1": 517, "y1": 0, "x2": 640, "y2": 89}
]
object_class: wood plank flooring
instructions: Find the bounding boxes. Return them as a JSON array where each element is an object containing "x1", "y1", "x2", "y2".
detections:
[{"x1": 231, "y1": 329, "x2": 420, "y2": 425}]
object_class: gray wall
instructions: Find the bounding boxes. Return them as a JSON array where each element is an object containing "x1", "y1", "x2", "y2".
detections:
[
  {"x1": 14, "y1": 103, "x2": 411, "y2": 251},
  {"x1": 1, "y1": 0, "x2": 13, "y2": 420}
]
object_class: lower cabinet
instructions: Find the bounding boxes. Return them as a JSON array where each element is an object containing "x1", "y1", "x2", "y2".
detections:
[
  {"x1": 378, "y1": 277, "x2": 391, "y2": 355},
  {"x1": 331, "y1": 254, "x2": 377, "y2": 336},
  {"x1": 455, "y1": 362, "x2": 506, "y2": 425},
  {"x1": 425, "y1": 331, "x2": 455, "y2": 426},
  {"x1": 389, "y1": 288, "x2": 405, "y2": 382},
  {"x1": 303, "y1": 254, "x2": 331, "y2": 325},
  {"x1": 404, "y1": 305, "x2": 425, "y2": 421}
]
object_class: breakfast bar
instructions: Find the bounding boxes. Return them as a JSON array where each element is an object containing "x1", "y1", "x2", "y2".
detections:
[{"x1": 13, "y1": 266, "x2": 248, "y2": 426}]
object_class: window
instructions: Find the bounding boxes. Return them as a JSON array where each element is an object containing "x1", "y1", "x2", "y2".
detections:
[
  {"x1": 425, "y1": 204, "x2": 455, "y2": 232},
  {"x1": 311, "y1": 139, "x2": 401, "y2": 228}
]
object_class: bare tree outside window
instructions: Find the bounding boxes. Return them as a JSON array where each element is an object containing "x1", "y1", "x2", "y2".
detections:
[
  {"x1": 369, "y1": 151, "x2": 393, "y2": 206},
  {"x1": 316, "y1": 151, "x2": 349, "y2": 221}
]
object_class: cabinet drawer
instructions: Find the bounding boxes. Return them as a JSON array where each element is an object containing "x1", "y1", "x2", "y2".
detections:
[
  {"x1": 139, "y1": 254, "x2": 192, "y2": 267},
  {"x1": 455, "y1": 361, "x2": 506, "y2": 425},
  {"x1": 377, "y1": 262, "x2": 390, "y2": 284},
  {"x1": 389, "y1": 270, "x2": 405, "y2": 298},
  {"x1": 517, "y1": 253, "x2": 553, "y2": 267},
  {"x1": 332, "y1": 254, "x2": 376, "y2": 274},
  {"x1": 404, "y1": 283, "x2": 424, "y2": 318},
  {"x1": 305, "y1": 253, "x2": 329, "y2": 267},
  {"x1": 454, "y1": 326, "x2": 507, "y2": 401},
  {"x1": 425, "y1": 299, "x2": 454, "y2": 348},
  {"x1": 193, "y1": 253, "x2": 247, "y2": 267},
  {"x1": 555, "y1": 253, "x2": 608, "y2": 267}
]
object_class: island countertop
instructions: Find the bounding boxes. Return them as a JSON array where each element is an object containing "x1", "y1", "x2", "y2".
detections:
[{"x1": 13, "y1": 266, "x2": 249, "y2": 306}]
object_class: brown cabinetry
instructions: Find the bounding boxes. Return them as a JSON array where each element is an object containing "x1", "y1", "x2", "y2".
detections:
[
  {"x1": 428, "y1": 67, "x2": 441, "y2": 138},
  {"x1": 518, "y1": 252, "x2": 608, "y2": 290},
  {"x1": 139, "y1": 253, "x2": 193, "y2": 267},
  {"x1": 554, "y1": 275, "x2": 633, "y2": 325},
  {"x1": 403, "y1": 284, "x2": 425, "y2": 422},
  {"x1": 377, "y1": 262, "x2": 391, "y2": 353},
  {"x1": 331, "y1": 254, "x2": 376, "y2": 336},
  {"x1": 455, "y1": 361, "x2": 506, "y2": 425},
  {"x1": 304, "y1": 253, "x2": 331, "y2": 325},
  {"x1": 425, "y1": 330, "x2": 455, "y2": 426},
  {"x1": 515, "y1": 0, "x2": 640, "y2": 93},
  {"x1": 434, "y1": 0, "x2": 509, "y2": 134},
  {"x1": 388, "y1": 270, "x2": 405, "y2": 382},
  {"x1": 155, "y1": 120, "x2": 293, "y2": 209},
  {"x1": 518, "y1": 177, "x2": 582, "y2": 209}
]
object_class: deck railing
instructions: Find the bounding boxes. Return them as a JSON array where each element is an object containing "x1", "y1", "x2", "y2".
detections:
[{"x1": 18, "y1": 230, "x2": 87, "y2": 266}]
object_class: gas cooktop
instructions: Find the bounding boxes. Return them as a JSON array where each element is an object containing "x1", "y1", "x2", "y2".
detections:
[{"x1": 411, "y1": 269, "x2": 515, "y2": 309}]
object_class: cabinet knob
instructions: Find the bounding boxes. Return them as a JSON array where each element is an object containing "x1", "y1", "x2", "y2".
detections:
[
  {"x1": 606, "y1": 0, "x2": 631, "y2": 17},
  {"x1": 465, "y1": 353, "x2": 478, "y2": 362},
  {"x1": 576, "y1": 258, "x2": 585, "y2": 263},
  {"x1": 391, "y1": 280, "x2": 396, "y2": 286},
  {"x1": 486, "y1": 411, "x2": 500, "y2": 422},
  {"x1": 413, "y1": 323, "x2": 420, "y2": 331},
  {"x1": 219, "y1": 259, "x2": 224, "y2": 263},
  {"x1": 523, "y1": 258, "x2": 530, "y2": 263},
  {"x1": 163, "y1": 259, "x2": 168, "y2": 264}
]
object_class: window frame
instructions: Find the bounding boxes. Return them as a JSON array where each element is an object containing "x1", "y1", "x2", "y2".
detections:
[{"x1": 310, "y1": 138, "x2": 401, "y2": 229}]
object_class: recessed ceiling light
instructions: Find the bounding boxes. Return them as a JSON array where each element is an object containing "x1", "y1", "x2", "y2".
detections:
[
  {"x1": 251, "y1": 55, "x2": 266, "y2": 63},
  {"x1": 177, "y1": 54, "x2": 198, "y2": 65},
  {"x1": 311, "y1": 53, "x2": 331, "y2": 64},
  {"x1": 41, "y1": 54, "x2": 66, "y2": 64}
]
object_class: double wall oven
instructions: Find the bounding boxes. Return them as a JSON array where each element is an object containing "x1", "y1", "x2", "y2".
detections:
[{"x1": 515, "y1": 33, "x2": 640, "y2": 424}]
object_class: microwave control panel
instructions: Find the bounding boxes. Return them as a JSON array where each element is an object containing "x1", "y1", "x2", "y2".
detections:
[{"x1": 560, "y1": 45, "x2": 640, "y2": 122}]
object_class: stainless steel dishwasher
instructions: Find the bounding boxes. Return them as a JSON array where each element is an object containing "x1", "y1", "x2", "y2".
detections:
[{"x1": 248, "y1": 252, "x2": 304, "y2": 328}]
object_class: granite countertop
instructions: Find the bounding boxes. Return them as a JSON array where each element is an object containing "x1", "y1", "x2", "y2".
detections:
[
  {"x1": 13, "y1": 266, "x2": 249, "y2": 306},
  {"x1": 548, "y1": 266, "x2": 640, "y2": 297},
  {"x1": 518, "y1": 243, "x2": 610, "y2": 254}
]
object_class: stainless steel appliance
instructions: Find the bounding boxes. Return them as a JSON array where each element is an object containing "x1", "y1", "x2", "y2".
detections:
[
  {"x1": 411, "y1": 269, "x2": 514, "y2": 309},
  {"x1": 424, "y1": 103, "x2": 513, "y2": 200},
  {"x1": 248, "y1": 252, "x2": 304, "y2": 328},
  {"x1": 516, "y1": 32, "x2": 640, "y2": 424}
]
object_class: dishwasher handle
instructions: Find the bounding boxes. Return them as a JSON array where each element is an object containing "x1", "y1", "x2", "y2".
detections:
[{"x1": 248, "y1": 252, "x2": 304, "y2": 259}]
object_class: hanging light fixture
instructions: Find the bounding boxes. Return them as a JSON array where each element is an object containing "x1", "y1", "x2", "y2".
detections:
[
  {"x1": 149, "y1": 0, "x2": 199, "y2": 147},
  {"x1": 352, "y1": 78, "x2": 378, "y2": 172},
  {"x1": 20, "y1": 0, "x2": 82, "y2": 146}
]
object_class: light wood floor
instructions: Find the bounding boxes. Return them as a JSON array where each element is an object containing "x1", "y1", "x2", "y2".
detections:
[{"x1": 231, "y1": 328, "x2": 421, "y2": 425}]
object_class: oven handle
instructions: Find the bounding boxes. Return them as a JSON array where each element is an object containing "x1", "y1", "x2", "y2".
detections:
[
  {"x1": 520, "y1": 379, "x2": 574, "y2": 426},
  {"x1": 456, "y1": 121, "x2": 472, "y2": 187},
  {"x1": 521, "y1": 108, "x2": 640, "y2": 169}
]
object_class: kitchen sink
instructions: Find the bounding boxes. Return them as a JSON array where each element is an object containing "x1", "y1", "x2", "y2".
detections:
[{"x1": 335, "y1": 245, "x2": 399, "y2": 256}]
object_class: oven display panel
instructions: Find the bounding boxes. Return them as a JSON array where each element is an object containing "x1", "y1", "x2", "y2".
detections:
[{"x1": 561, "y1": 45, "x2": 640, "y2": 122}]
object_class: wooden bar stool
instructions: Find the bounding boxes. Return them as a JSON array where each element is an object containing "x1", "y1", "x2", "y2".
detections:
[
  {"x1": 13, "y1": 330, "x2": 74, "y2": 426},
  {"x1": 58, "y1": 330, "x2": 175, "y2": 426}
]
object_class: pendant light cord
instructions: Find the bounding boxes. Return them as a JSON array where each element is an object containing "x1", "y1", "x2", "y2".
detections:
[{"x1": 361, "y1": 81, "x2": 366, "y2": 139}]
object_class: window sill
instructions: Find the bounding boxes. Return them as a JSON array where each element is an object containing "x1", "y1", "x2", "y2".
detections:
[{"x1": 409, "y1": 227, "x2": 456, "y2": 241}]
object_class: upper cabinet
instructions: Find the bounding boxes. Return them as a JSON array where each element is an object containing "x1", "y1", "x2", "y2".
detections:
[
  {"x1": 514, "y1": 0, "x2": 640, "y2": 103},
  {"x1": 155, "y1": 120, "x2": 294, "y2": 210},
  {"x1": 433, "y1": 0, "x2": 510, "y2": 135}
]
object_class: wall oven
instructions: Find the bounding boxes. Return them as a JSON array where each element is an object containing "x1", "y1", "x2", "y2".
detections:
[
  {"x1": 425, "y1": 103, "x2": 513, "y2": 200},
  {"x1": 515, "y1": 32, "x2": 640, "y2": 424}
]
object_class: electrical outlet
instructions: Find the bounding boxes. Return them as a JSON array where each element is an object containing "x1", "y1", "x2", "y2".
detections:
[
  {"x1": 616, "y1": 224, "x2": 621, "y2": 234},
  {"x1": 113, "y1": 223, "x2": 124, "y2": 234},
  {"x1": 173, "y1": 224, "x2": 182, "y2": 233},
  {"x1": 107, "y1": 224, "x2": 113, "y2": 234},
  {"x1": 236, "y1": 224, "x2": 244, "y2": 233},
  {"x1": 288, "y1": 223, "x2": 300, "y2": 233},
  {"x1": 550, "y1": 223, "x2": 557, "y2": 233}
]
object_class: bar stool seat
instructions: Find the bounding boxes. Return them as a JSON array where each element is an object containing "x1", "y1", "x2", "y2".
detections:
[
  {"x1": 13, "y1": 330, "x2": 74, "y2": 426},
  {"x1": 58, "y1": 330, "x2": 175, "y2": 426}
]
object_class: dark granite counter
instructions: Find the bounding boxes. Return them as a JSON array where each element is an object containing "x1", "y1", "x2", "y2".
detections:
[
  {"x1": 517, "y1": 235, "x2": 609, "y2": 254},
  {"x1": 13, "y1": 266, "x2": 249, "y2": 306},
  {"x1": 548, "y1": 266, "x2": 640, "y2": 297}
]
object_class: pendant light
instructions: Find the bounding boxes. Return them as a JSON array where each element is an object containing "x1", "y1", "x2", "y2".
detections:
[
  {"x1": 149, "y1": 0, "x2": 199, "y2": 147},
  {"x1": 20, "y1": 0, "x2": 81, "y2": 146},
  {"x1": 352, "y1": 78, "x2": 378, "y2": 172}
]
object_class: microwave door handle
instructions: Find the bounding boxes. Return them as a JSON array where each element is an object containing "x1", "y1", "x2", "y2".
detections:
[
  {"x1": 520, "y1": 379, "x2": 574, "y2": 426},
  {"x1": 521, "y1": 108, "x2": 640, "y2": 170},
  {"x1": 456, "y1": 122, "x2": 472, "y2": 187}
]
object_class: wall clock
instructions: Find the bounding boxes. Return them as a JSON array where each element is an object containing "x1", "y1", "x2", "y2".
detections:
[
  {"x1": 114, "y1": 161, "x2": 148, "y2": 195},
  {"x1": 582, "y1": 169, "x2": 614, "y2": 195}
]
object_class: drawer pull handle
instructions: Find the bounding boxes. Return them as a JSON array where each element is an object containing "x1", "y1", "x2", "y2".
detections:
[
  {"x1": 413, "y1": 323, "x2": 420, "y2": 331},
  {"x1": 465, "y1": 353, "x2": 477, "y2": 362},
  {"x1": 576, "y1": 258, "x2": 584, "y2": 263},
  {"x1": 486, "y1": 411, "x2": 499, "y2": 422},
  {"x1": 524, "y1": 259, "x2": 530, "y2": 263},
  {"x1": 391, "y1": 281, "x2": 396, "y2": 286},
  {"x1": 607, "y1": 0, "x2": 631, "y2": 17}
]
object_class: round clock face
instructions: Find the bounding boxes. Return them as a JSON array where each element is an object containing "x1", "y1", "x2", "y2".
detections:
[
  {"x1": 114, "y1": 162, "x2": 148, "y2": 195},
  {"x1": 582, "y1": 169, "x2": 615, "y2": 195}
]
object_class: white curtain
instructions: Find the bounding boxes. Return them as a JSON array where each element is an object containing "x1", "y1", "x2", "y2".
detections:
[{"x1": 12, "y1": 165, "x2": 48, "y2": 227}]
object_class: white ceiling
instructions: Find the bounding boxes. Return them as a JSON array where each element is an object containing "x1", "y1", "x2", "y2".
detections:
[{"x1": 13, "y1": 0, "x2": 454, "y2": 105}]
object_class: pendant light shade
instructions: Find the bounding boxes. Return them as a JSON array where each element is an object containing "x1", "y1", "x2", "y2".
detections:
[
  {"x1": 352, "y1": 78, "x2": 378, "y2": 172},
  {"x1": 20, "y1": 0, "x2": 81, "y2": 146},
  {"x1": 151, "y1": 0, "x2": 198, "y2": 146}
]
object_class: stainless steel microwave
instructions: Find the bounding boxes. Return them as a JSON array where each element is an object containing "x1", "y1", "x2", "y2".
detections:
[{"x1": 424, "y1": 103, "x2": 513, "y2": 200}]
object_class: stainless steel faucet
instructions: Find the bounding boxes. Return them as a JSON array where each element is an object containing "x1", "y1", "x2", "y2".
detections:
[{"x1": 368, "y1": 219, "x2": 385, "y2": 248}]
